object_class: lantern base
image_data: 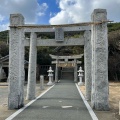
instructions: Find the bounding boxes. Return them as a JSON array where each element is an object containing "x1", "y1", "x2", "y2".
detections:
[
  {"x1": 78, "y1": 82, "x2": 84, "y2": 86},
  {"x1": 47, "y1": 81, "x2": 54, "y2": 86}
]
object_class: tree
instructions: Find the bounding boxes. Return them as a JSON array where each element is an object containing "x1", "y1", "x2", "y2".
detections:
[
  {"x1": 108, "y1": 30, "x2": 120, "y2": 81},
  {"x1": 0, "y1": 41, "x2": 9, "y2": 57},
  {"x1": 37, "y1": 47, "x2": 52, "y2": 65}
]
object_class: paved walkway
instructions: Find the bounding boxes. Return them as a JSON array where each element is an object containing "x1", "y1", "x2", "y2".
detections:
[{"x1": 8, "y1": 80, "x2": 95, "y2": 120}]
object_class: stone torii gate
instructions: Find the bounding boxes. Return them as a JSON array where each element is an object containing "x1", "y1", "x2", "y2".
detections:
[
  {"x1": 49, "y1": 54, "x2": 83, "y2": 82},
  {"x1": 8, "y1": 9, "x2": 109, "y2": 111}
]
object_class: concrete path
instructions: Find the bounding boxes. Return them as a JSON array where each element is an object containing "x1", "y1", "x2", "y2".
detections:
[{"x1": 8, "y1": 79, "x2": 96, "y2": 120}]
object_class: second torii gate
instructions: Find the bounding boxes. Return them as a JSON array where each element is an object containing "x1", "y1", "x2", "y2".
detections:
[{"x1": 50, "y1": 54, "x2": 83, "y2": 82}]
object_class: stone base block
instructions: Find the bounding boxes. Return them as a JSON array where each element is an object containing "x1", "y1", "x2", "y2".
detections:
[
  {"x1": 78, "y1": 82, "x2": 84, "y2": 86},
  {"x1": 47, "y1": 82, "x2": 54, "y2": 86},
  {"x1": 92, "y1": 102, "x2": 110, "y2": 111}
]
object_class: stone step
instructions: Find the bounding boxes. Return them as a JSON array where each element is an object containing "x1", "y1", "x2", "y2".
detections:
[{"x1": 61, "y1": 72, "x2": 74, "y2": 80}]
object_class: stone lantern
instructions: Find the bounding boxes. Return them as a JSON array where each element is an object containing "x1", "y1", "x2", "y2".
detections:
[
  {"x1": 78, "y1": 66, "x2": 84, "y2": 86},
  {"x1": 47, "y1": 66, "x2": 54, "y2": 86}
]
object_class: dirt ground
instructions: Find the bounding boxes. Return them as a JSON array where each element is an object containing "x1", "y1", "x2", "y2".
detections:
[
  {"x1": 0, "y1": 82, "x2": 120, "y2": 120},
  {"x1": 79, "y1": 82, "x2": 120, "y2": 120}
]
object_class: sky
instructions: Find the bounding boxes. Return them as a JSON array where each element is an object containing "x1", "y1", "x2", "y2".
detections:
[{"x1": 0, "y1": 0, "x2": 120, "y2": 31}]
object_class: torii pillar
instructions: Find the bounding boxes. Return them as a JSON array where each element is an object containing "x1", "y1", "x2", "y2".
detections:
[
  {"x1": 8, "y1": 14, "x2": 25, "y2": 109},
  {"x1": 84, "y1": 30, "x2": 92, "y2": 100},
  {"x1": 26, "y1": 32, "x2": 37, "y2": 100},
  {"x1": 91, "y1": 9, "x2": 109, "y2": 110},
  {"x1": 74, "y1": 59, "x2": 78, "y2": 82},
  {"x1": 55, "y1": 59, "x2": 58, "y2": 82}
]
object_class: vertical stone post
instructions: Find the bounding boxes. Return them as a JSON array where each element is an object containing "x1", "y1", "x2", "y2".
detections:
[
  {"x1": 8, "y1": 14, "x2": 25, "y2": 109},
  {"x1": 40, "y1": 75, "x2": 44, "y2": 90},
  {"x1": 55, "y1": 59, "x2": 58, "y2": 82},
  {"x1": 91, "y1": 9, "x2": 109, "y2": 110},
  {"x1": 26, "y1": 32, "x2": 37, "y2": 100},
  {"x1": 84, "y1": 31, "x2": 92, "y2": 100},
  {"x1": 74, "y1": 59, "x2": 77, "y2": 82}
]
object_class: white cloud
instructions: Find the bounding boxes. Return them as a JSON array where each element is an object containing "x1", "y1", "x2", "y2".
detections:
[
  {"x1": 50, "y1": 12, "x2": 57, "y2": 17},
  {"x1": 50, "y1": 11, "x2": 73, "y2": 24},
  {"x1": 42, "y1": 3, "x2": 48, "y2": 9},
  {"x1": 49, "y1": 0, "x2": 120, "y2": 25},
  {"x1": 0, "y1": 0, "x2": 38, "y2": 23},
  {"x1": 37, "y1": 12, "x2": 45, "y2": 17},
  {"x1": 49, "y1": 0, "x2": 92, "y2": 24},
  {"x1": 50, "y1": 12, "x2": 52, "y2": 17},
  {"x1": 91, "y1": 0, "x2": 120, "y2": 22},
  {"x1": 0, "y1": 15, "x2": 4, "y2": 22},
  {"x1": 0, "y1": 23, "x2": 9, "y2": 31},
  {"x1": 37, "y1": 3, "x2": 48, "y2": 17},
  {"x1": 0, "y1": 0, "x2": 48, "y2": 31}
]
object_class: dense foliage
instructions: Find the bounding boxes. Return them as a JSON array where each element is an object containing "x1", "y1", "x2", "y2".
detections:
[
  {"x1": 0, "y1": 22, "x2": 120, "y2": 81},
  {"x1": 0, "y1": 30, "x2": 9, "y2": 42},
  {"x1": 0, "y1": 41, "x2": 9, "y2": 57},
  {"x1": 108, "y1": 23, "x2": 120, "y2": 32}
]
